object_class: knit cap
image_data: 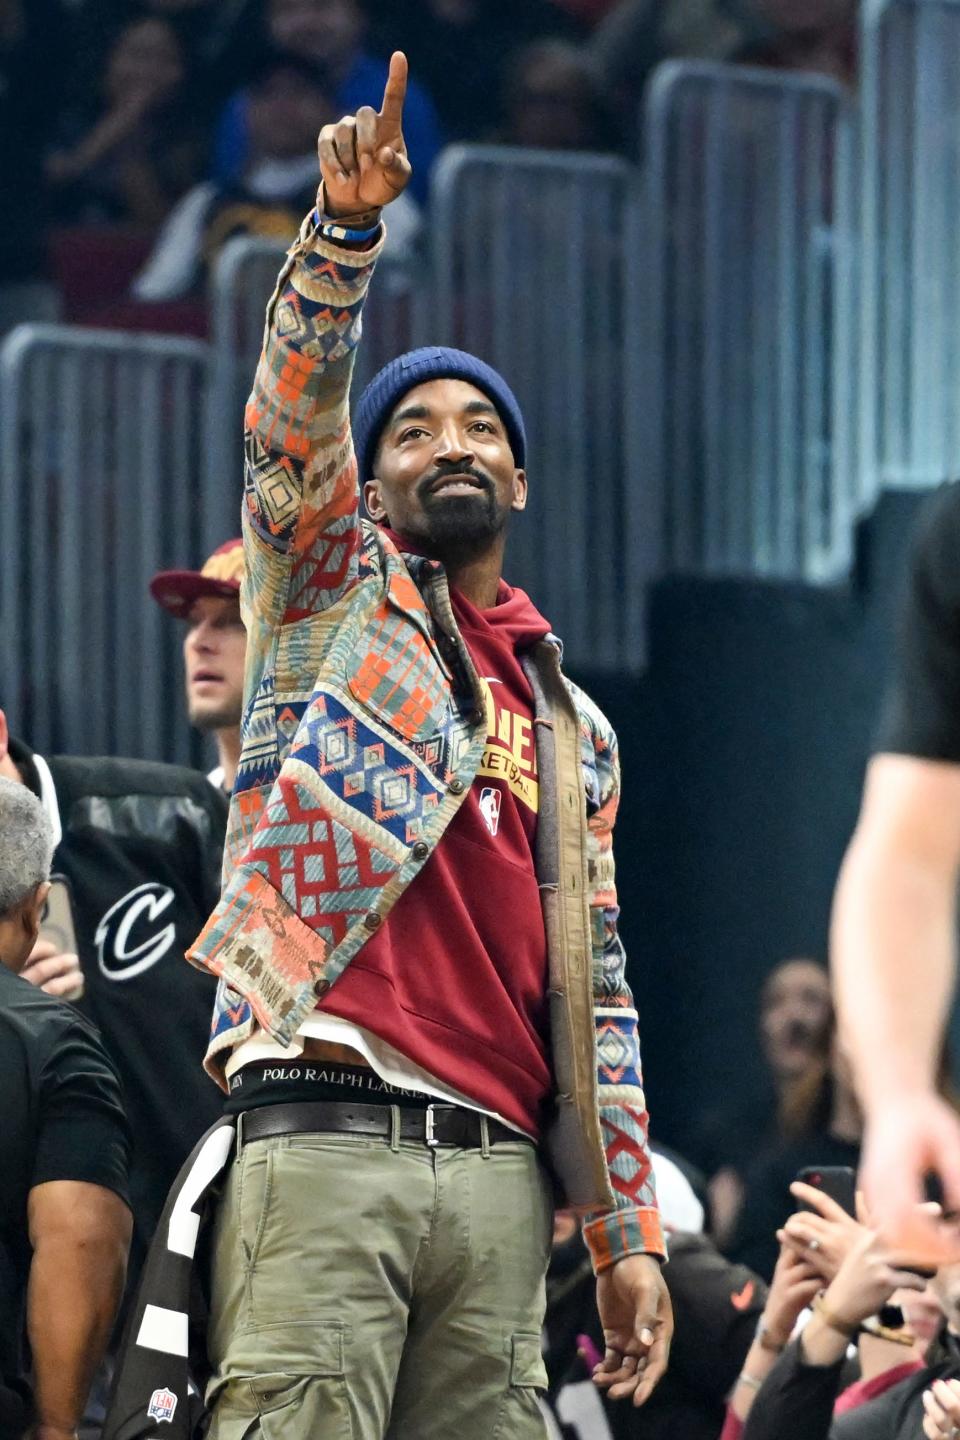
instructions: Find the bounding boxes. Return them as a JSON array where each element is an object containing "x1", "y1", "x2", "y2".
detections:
[{"x1": 353, "y1": 347, "x2": 526, "y2": 481}]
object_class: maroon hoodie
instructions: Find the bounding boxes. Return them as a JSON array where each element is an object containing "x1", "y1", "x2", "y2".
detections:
[{"x1": 317, "y1": 535, "x2": 555, "y2": 1134}]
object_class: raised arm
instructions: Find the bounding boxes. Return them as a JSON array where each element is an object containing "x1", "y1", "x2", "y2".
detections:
[
  {"x1": 241, "y1": 52, "x2": 412, "y2": 641},
  {"x1": 832, "y1": 484, "x2": 960, "y2": 1243}
]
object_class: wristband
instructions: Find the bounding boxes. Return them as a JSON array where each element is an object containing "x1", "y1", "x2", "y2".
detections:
[
  {"x1": 860, "y1": 1314, "x2": 916, "y2": 1347},
  {"x1": 755, "y1": 1317, "x2": 788, "y2": 1353},
  {"x1": 736, "y1": 1371, "x2": 763, "y2": 1392},
  {"x1": 317, "y1": 212, "x2": 382, "y2": 244},
  {"x1": 812, "y1": 1292, "x2": 860, "y2": 1339}
]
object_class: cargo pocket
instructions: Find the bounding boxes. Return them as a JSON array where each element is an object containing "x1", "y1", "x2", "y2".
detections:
[
  {"x1": 208, "y1": 1329, "x2": 352, "y2": 1440},
  {"x1": 491, "y1": 1332, "x2": 549, "y2": 1440},
  {"x1": 252, "y1": 1364, "x2": 352, "y2": 1440}
]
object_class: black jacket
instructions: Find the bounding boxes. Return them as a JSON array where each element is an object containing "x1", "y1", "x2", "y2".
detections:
[
  {"x1": 13, "y1": 739, "x2": 227, "y2": 1273},
  {"x1": 742, "y1": 1328, "x2": 960, "y2": 1440}
]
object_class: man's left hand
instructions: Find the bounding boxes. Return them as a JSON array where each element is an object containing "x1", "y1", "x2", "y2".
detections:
[
  {"x1": 20, "y1": 941, "x2": 85, "y2": 1001},
  {"x1": 593, "y1": 1253, "x2": 672, "y2": 1406}
]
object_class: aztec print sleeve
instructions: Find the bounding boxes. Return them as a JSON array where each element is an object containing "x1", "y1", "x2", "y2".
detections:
[
  {"x1": 580, "y1": 725, "x2": 665, "y2": 1271},
  {"x1": 241, "y1": 210, "x2": 386, "y2": 633}
]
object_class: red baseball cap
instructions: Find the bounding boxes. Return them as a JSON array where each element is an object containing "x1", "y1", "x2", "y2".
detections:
[{"x1": 149, "y1": 538, "x2": 244, "y2": 620}]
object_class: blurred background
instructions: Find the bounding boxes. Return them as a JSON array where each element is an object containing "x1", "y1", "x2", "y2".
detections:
[{"x1": 0, "y1": 0, "x2": 954, "y2": 1150}]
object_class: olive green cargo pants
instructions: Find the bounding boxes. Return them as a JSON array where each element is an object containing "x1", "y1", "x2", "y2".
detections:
[{"x1": 205, "y1": 1122, "x2": 553, "y2": 1440}]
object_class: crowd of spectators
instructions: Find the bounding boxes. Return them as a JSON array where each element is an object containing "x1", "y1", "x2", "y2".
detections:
[{"x1": 0, "y1": 0, "x2": 857, "y2": 337}]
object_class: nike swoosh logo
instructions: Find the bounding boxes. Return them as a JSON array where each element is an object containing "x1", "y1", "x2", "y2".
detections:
[{"x1": 730, "y1": 1281, "x2": 756, "y2": 1311}]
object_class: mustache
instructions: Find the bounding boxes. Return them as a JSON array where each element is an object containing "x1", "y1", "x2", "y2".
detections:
[{"x1": 417, "y1": 461, "x2": 495, "y2": 501}]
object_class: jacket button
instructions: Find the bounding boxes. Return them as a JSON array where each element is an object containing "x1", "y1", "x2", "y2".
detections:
[
  {"x1": 412, "y1": 841, "x2": 429, "y2": 861},
  {"x1": 449, "y1": 777, "x2": 465, "y2": 795},
  {"x1": 313, "y1": 977, "x2": 331, "y2": 998},
  {"x1": 364, "y1": 910, "x2": 381, "y2": 931}
]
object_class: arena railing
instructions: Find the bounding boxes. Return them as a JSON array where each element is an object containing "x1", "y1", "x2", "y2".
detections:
[
  {"x1": 860, "y1": 0, "x2": 960, "y2": 490},
  {"x1": 639, "y1": 62, "x2": 859, "y2": 584},
  {"x1": 430, "y1": 144, "x2": 651, "y2": 673},
  {"x1": 0, "y1": 323, "x2": 209, "y2": 764}
]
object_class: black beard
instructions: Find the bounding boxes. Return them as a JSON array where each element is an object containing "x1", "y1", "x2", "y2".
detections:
[
  {"x1": 413, "y1": 463, "x2": 509, "y2": 560},
  {"x1": 419, "y1": 489, "x2": 507, "y2": 554}
]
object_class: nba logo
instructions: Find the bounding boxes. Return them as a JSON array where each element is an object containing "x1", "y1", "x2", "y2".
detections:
[
  {"x1": 479, "y1": 787, "x2": 501, "y2": 837},
  {"x1": 147, "y1": 1388, "x2": 178, "y2": 1424}
]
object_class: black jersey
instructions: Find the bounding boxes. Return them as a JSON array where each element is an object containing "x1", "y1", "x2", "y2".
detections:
[
  {"x1": 12, "y1": 739, "x2": 227, "y2": 1272},
  {"x1": 0, "y1": 966, "x2": 130, "y2": 1434},
  {"x1": 878, "y1": 480, "x2": 960, "y2": 761}
]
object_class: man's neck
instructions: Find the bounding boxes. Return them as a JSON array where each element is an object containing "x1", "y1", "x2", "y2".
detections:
[
  {"x1": 0, "y1": 920, "x2": 25, "y2": 972},
  {"x1": 215, "y1": 727, "x2": 241, "y2": 793},
  {"x1": 443, "y1": 549, "x2": 503, "y2": 609}
]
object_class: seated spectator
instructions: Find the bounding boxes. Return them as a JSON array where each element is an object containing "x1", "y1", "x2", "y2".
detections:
[
  {"x1": 133, "y1": 50, "x2": 423, "y2": 303},
  {"x1": 689, "y1": 956, "x2": 833, "y2": 1245},
  {"x1": 499, "y1": 40, "x2": 623, "y2": 153},
  {"x1": 728, "y1": 1009, "x2": 863, "y2": 1282},
  {"x1": 63, "y1": 0, "x2": 264, "y2": 135},
  {"x1": 214, "y1": 0, "x2": 444, "y2": 205},
  {"x1": 735, "y1": 1187, "x2": 956, "y2": 1439},
  {"x1": 45, "y1": 14, "x2": 205, "y2": 229},
  {"x1": 589, "y1": 0, "x2": 753, "y2": 149},
  {"x1": 733, "y1": 0, "x2": 857, "y2": 87},
  {"x1": 0, "y1": 777, "x2": 132, "y2": 1440},
  {"x1": 367, "y1": 0, "x2": 584, "y2": 142}
]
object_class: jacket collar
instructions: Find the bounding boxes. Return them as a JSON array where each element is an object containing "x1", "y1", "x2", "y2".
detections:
[{"x1": 9, "y1": 737, "x2": 62, "y2": 847}]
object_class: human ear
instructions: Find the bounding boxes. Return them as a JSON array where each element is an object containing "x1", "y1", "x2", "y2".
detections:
[
  {"x1": 510, "y1": 469, "x2": 528, "y2": 514},
  {"x1": 364, "y1": 478, "x2": 388, "y2": 522},
  {"x1": 23, "y1": 881, "x2": 50, "y2": 948}
]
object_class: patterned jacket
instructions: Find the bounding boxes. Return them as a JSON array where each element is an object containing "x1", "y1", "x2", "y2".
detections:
[{"x1": 187, "y1": 212, "x2": 663, "y2": 1269}]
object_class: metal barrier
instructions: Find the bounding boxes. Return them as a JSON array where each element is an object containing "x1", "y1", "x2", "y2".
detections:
[
  {"x1": 0, "y1": 324, "x2": 209, "y2": 764},
  {"x1": 430, "y1": 145, "x2": 649, "y2": 672},
  {"x1": 860, "y1": 0, "x2": 960, "y2": 489},
  {"x1": 207, "y1": 235, "x2": 425, "y2": 513},
  {"x1": 640, "y1": 62, "x2": 858, "y2": 582}
]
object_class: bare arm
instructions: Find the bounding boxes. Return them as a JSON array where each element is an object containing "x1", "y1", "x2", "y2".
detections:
[
  {"x1": 27, "y1": 1180, "x2": 131, "y2": 1438},
  {"x1": 831, "y1": 752, "x2": 960, "y2": 1221}
]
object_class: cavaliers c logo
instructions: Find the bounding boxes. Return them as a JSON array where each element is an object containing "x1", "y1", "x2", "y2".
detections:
[{"x1": 95, "y1": 882, "x2": 177, "y2": 981}]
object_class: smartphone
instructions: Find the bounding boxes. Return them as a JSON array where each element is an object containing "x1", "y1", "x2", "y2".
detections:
[
  {"x1": 39, "y1": 875, "x2": 78, "y2": 955},
  {"x1": 795, "y1": 1165, "x2": 857, "y2": 1217}
]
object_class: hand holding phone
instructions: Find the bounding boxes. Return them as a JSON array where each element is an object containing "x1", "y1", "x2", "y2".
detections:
[
  {"x1": 795, "y1": 1166, "x2": 857, "y2": 1218},
  {"x1": 778, "y1": 1168, "x2": 861, "y2": 1282}
]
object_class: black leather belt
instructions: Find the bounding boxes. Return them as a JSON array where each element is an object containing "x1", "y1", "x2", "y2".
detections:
[{"x1": 236, "y1": 1100, "x2": 532, "y2": 1150}]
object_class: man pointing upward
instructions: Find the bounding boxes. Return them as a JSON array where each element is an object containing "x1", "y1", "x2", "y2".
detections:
[{"x1": 192, "y1": 52, "x2": 671, "y2": 1440}]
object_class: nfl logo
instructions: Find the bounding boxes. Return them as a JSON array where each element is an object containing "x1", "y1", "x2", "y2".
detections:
[{"x1": 147, "y1": 1388, "x2": 178, "y2": 1424}]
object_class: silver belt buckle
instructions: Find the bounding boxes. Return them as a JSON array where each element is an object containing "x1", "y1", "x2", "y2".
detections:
[{"x1": 425, "y1": 1103, "x2": 439, "y2": 1147}]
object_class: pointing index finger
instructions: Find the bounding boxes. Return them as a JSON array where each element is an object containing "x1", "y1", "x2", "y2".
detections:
[{"x1": 379, "y1": 51, "x2": 408, "y2": 126}]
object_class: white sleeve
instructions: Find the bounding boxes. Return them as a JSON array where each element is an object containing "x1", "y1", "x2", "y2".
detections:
[{"x1": 130, "y1": 183, "x2": 218, "y2": 302}]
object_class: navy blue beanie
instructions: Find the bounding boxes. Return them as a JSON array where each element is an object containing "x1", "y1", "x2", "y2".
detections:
[{"x1": 353, "y1": 347, "x2": 527, "y2": 481}]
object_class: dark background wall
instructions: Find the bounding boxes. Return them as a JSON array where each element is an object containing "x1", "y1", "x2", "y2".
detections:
[{"x1": 570, "y1": 491, "x2": 930, "y2": 1156}]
